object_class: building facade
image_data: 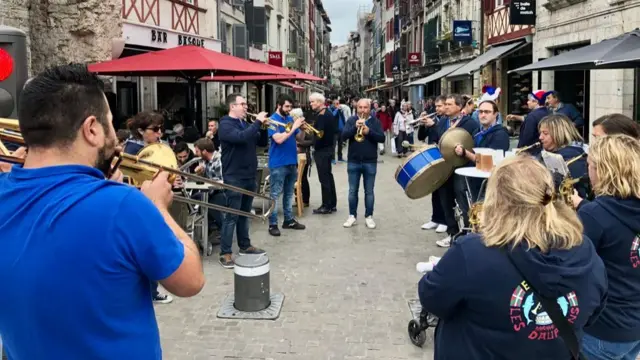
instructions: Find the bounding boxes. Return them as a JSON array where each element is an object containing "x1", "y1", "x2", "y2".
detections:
[
  {"x1": 330, "y1": 44, "x2": 349, "y2": 90},
  {"x1": 532, "y1": 0, "x2": 640, "y2": 136}
]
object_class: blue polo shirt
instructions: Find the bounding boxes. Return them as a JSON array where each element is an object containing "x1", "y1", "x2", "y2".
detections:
[
  {"x1": 0, "y1": 164, "x2": 185, "y2": 360},
  {"x1": 268, "y1": 112, "x2": 300, "y2": 169}
]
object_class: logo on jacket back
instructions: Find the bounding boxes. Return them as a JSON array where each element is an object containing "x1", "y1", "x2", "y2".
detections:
[
  {"x1": 509, "y1": 280, "x2": 580, "y2": 341},
  {"x1": 630, "y1": 235, "x2": 640, "y2": 268}
]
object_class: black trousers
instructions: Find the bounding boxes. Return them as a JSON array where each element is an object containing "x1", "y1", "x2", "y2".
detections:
[
  {"x1": 314, "y1": 149, "x2": 337, "y2": 209},
  {"x1": 431, "y1": 187, "x2": 445, "y2": 224},
  {"x1": 438, "y1": 174, "x2": 470, "y2": 236},
  {"x1": 301, "y1": 161, "x2": 310, "y2": 204},
  {"x1": 334, "y1": 133, "x2": 344, "y2": 161}
]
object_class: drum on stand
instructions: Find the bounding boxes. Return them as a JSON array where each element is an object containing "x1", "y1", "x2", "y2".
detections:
[{"x1": 395, "y1": 145, "x2": 452, "y2": 199}]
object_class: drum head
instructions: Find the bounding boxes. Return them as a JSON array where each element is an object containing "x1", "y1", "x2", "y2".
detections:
[
  {"x1": 405, "y1": 160, "x2": 453, "y2": 199},
  {"x1": 439, "y1": 127, "x2": 474, "y2": 168}
]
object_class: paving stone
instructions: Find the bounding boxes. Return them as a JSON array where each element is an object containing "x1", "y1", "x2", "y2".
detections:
[{"x1": 156, "y1": 153, "x2": 442, "y2": 359}]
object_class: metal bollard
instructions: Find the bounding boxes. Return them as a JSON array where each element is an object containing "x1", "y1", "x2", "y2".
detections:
[{"x1": 233, "y1": 254, "x2": 270, "y2": 312}]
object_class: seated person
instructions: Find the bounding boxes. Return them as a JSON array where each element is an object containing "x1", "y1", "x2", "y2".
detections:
[
  {"x1": 174, "y1": 141, "x2": 198, "y2": 173},
  {"x1": 193, "y1": 138, "x2": 225, "y2": 232}
]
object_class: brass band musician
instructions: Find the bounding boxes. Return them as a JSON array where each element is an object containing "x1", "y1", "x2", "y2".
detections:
[{"x1": 0, "y1": 64, "x2": 205, "y2": 359}]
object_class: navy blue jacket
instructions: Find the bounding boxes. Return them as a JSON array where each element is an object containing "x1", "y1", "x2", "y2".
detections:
[
  {"x1": 422, "y1": 115, "x2": 448, "y2": 144},
  {"x1": 419, "y1": 233, "x2": 607, "y2": 360},
  {"x1": 218, "y1": 115, "x2": 268, "y2": 181},
  {"x1": 518, "y1": 106, "x2": 550, "y2": 155},
  {"x1": 554, "y1": 103, "x2": 584, "y2": 128},
  {"x1": 433, "y1": 115, "x2": 479, "y2": 143},
  {"x1": 474, "y1": 124, "x2": 510, "y2": 151},
  {"x1": 341, "y1": 115, "x2": 385, "y2": 163},
  {"x1": 579, "y1": 196, "x2": 640, "y2": 342}
]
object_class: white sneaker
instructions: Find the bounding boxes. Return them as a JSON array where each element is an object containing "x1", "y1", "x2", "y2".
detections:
[
  {"x1": 435, "y1": 224, "x2": 448, "y2": 233},
  {"x1": 421, "y1": 221, "x2": 438, "y2": 230},
  {"x1": 416, "y1": 262, "x2": 435, "y2": 273},
  {"x1": 365, "y1": 216, "x2": 376, "y2": 229},
  {"x1": 343, "y1": 215, "x2": 357, "y2": 228},
  {"x1": 436, "y1": 236, "x2": 451, "y2": 248}
]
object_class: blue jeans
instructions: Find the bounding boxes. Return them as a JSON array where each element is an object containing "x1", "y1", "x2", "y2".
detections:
[
  {"x1": 347, "y1": 162, "x2": 377, "y2": 218},
  {"x1": 220, "y1": 177, "x2": 256, "y2": 255},
  {"x1": 582, "y1": 333, "x2": 640, "y2": 360},
  {"x1": 269, "y1": 165, "x2": 297, "y2": 225}
]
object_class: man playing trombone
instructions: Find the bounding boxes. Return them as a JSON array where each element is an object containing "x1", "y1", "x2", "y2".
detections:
[
  {"x1": 267, "y1": 94, "x2": 307, "y2": 236},
  {"x1": 217, "y1": 93, "x2": 269, "y2": 269},
  {"x1": 0, "y1": 64, "x2": 205, "y2": 359},
  {"x1": 341, "y1": 98, "x2": 386, "y2": 229}
]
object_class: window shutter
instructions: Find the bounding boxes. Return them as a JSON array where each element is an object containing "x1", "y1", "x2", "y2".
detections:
[{"x1": 232, "y1": 24, "x2": 247, "y2": 59}]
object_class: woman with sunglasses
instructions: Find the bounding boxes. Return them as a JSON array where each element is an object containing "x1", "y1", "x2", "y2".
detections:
[
  {"x1": 122, "y1": 111, "x2": 174, "y2": 305},
  {"x1": 123, "y1": 111, "x2": 165, "y2": 156}
]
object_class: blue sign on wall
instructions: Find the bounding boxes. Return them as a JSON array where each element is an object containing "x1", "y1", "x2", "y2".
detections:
[{"x1": 453, "y1": 20, "x2": 472, "y2": 44}]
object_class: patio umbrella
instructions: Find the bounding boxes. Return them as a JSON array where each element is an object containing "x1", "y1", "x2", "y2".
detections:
[
  {"x1": 88, "y1": 45, "x2": 288, "y2": 78},
  {"x1": 510, "y1": 29, "x2": 640, "y2": 73}
]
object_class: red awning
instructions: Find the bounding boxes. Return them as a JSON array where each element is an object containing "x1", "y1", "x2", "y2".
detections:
[
  {"x1": 88, "y1": 46, "x2": 289, "y2": 78},
  {"x1": 279, "y1": 81, "x2": 305, "y2": 92},
  {"x1": 201, "y1": 74, "x2": 298, "y2": 82}
]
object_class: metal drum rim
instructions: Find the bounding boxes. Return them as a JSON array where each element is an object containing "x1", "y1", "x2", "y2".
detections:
[{"x1": 404, "y1": 159, "x2": 453, "y2": 199}]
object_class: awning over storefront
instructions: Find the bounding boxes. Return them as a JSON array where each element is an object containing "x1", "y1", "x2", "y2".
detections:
[
  {"x1": 406, "y1": 62, "x2": 468, "y2": 86},
  {"x1": 510, "y1": 29, "x2": 640, "y2": 73},
  {"x1": 447, "y1": 41, "x2": 526, "y2": 78},
  {"x1": 365, "y1": 82, "x2": 394, "y2": 92},
  {"x1": 279, "y1": 81, "x2": 305, "y2": 92}
]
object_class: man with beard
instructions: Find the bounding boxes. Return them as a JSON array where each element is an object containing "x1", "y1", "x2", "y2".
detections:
[
  {"x1": 0, "y1": 64, "x2": 204, "y2": 360},
  {"x1": 267, "y1": 94, "x2": 306, "y2": 236}
]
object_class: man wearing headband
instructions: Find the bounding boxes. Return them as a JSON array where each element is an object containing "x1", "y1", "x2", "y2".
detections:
[{"x1": 516, "y1": 90, "x2": 550, "y2": 155}]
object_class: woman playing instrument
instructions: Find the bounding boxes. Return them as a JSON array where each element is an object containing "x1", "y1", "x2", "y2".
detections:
[
  {"x1": 538, "y1": 114, "x2": 590, "y2": 199},
  {"x1": 392, "y1": 102, "x2": 414, "y2": 157},
  {"x1": 419, "y1": 155, "x2": 607, "y2": 360},
  {"x1": 577, "y1": 135, "x2": 640, "y2": 360},
  {"x1": 123, "y1": 111, "x2": 165, "y2": 155}
]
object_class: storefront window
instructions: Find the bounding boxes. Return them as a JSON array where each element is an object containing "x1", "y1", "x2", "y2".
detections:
[{"x1": 506, "y1": 56, "x2": 532, "y2": 116}]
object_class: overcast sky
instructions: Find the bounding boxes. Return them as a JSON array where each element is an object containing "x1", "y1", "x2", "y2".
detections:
[{"x1": 323, "y1": 0, "x2": 372, "y2": 45}]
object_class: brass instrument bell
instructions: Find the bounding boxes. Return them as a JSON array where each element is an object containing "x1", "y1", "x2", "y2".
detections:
[{"x1": 354, "y1": 116, "x2": 366, "y2": 143}]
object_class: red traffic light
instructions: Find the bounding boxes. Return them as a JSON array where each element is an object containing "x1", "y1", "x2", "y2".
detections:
[{"x1": 0, "y1": 49, "x2": 14, "y2": 81}]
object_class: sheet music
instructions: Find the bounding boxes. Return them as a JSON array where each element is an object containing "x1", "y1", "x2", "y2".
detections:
[{"x1": 541, "y1": 150, "x2": 570, "y2": 177}]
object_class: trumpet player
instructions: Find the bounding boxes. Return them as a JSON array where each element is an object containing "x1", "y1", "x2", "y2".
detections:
[
  {"x1": 0, "y1": 64, "x2": 205, "y2": 359},
  {"x1": 267, "y1": 94, "x2": 307, "y2": 236},
  {"x1": 341, "y1": 98, "x2": 385, "y2": 229},
  {"x1": 310, "y1": 92, "x2": 338, "y2": 215},
  {"x1": 510, "y1": 90, "x2": 550, "y2": 155},
  {"x1": 577, "y1": 135, "x2": 640, "y2": 360},
  {"x1": 217, "y1": 93, "x2": 268, "y2": 268}
]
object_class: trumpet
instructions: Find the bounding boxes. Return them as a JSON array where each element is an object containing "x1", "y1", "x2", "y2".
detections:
[
  {"x1": 515, "y1": 142, "x2": 541, "y2": 155},
  {"x1": 302, "y1": 123, "x2": 324, "y2": 138},
  {"x1": 354, "y1": 116, "x2": 367, "y2": 142},
  {"x1": 245, "y1": 112, "x2": 271, "y2": 130},
  {"x1": 406, "y1": 112, "x2": 437, "y2": 128}
]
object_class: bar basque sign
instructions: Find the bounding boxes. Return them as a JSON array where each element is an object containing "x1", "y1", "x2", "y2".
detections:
[{"x1": 509, "y1": 0, "x2": 536, "y2": 25}]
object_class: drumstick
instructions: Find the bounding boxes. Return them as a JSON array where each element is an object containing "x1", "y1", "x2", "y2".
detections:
[{"x1": 402, "y1": 141, "x2": 427, "y2": 149}]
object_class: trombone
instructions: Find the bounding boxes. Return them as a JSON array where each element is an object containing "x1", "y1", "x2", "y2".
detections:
[
  {"x1": 0, "y1": 130, "x2": 275, "y2": 221},
  {"x1": 247, "y1": 112, "x2": 324, "y2": 139}
]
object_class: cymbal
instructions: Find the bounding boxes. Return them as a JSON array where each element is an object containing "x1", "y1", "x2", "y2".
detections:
[{"x1": 439, "y1": 127, "x2": 474, "y2": 168}]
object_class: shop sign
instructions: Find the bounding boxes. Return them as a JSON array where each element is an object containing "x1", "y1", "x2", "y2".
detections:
[
  {"x1": 408, "y1": 52, "x2": 421, "y2": 65},
  {"x1": 123, "y1": 23, "x2": 221, "y2": 52},
  {"x1": 268, "y1": 51, "x2": 283, "y2": 67},
  {"x1": 392, "y1": 64, "x2": 400, "y2": 73},
  {"x1": 285, "y1": 53, "x2": 297, "y2": 67},
  {"x1": 509, "y1": 1, "x2": 536, "y2": 26},
  {"x1": 453, "y1": 20, "x2": 472, "y2": 44}
]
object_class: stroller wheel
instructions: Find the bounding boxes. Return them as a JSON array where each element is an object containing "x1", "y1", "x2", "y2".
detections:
[{"x1": 407, "y1": 319, "x2": 427, "y2": 347}]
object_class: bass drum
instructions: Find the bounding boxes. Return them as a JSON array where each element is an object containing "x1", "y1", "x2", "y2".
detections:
[{"x1": 395, "y1": 145, "x2": 453, "y2": 199}]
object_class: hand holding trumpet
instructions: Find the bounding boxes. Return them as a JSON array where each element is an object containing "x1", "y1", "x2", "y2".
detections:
[{"x1": 356, "y1": 118, "x2": 369, "y2": 135}]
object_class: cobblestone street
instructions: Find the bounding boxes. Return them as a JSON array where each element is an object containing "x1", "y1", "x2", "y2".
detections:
[{"x1": 156, "y1": 152, "x2": 445, "y2": 360}]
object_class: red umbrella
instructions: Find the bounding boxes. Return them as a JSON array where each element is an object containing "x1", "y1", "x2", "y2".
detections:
[
  {"x1": 88, "y1": 46, "x2": 288, "y2": 78},
  {"x1": 200, "y1": 74, "x2": 299, "y2": 82}
]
